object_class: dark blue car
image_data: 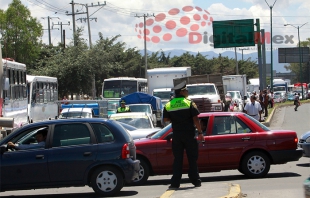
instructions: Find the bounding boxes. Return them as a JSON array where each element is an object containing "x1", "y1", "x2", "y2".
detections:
[{"x1": 0, "y1": 118, "x2": 140, "y2": 196}]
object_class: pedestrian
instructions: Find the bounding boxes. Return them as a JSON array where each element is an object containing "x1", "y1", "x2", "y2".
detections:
[
  {"x1": 244, "y1": 95, "x2": 263, "y2": 121},
  {"x1": 163, "y1": 81, "x2": 204, "y2": 189},
  {"x1": 116, "y1": 100, "x2": 131, "y2": 113},
  {"x1": 268, "y1": 91, "x2": 274, "y2": 108},
  {"x1": 294, "y1": 93, "x2": 300, "y2": 111},
  {"x1": 224, "y1": 92, "x2": 232, "y2": 112},
  {"x1": 262, "y1": 89, "x2": 269, "y2": 117}
]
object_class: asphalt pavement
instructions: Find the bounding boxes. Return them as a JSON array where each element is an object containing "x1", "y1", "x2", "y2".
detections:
[{"x1": 159, "y1": 182, "x2": 241, "y2": 198}]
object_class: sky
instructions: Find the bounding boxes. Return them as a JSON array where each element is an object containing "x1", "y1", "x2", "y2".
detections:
[{"x1": 1, "y1": 0, "x2": 310, "y2": 67}]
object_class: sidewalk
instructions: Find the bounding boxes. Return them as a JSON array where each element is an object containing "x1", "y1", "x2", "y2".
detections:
[{"x1": 160, "y1": 182, "x2": 241, "y2": 198}]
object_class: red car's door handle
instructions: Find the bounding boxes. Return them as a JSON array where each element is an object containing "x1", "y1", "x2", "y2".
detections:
[
  {"x1": 36, "y1": 155, "x2": 44, "y2": 159},
  {"x1": 242, "y1": 137, "x2": 250, "y2": 141}
]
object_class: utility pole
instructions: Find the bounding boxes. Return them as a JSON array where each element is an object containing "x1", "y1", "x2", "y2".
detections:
[
  {"x1": 265, "y1": 0, "x2": 278, "y2": 91},
  {"x1": 135, "y1": 13, "x2": 154, "y2": 78},
  {"x1": 52, "y1": 21, "x2": 70, "y2": 44},
  {"x1": 75, "y1": 2, "x2": 106, "y2": 99},
  {"x1": 42, "y1": 16, "x2": 59, "y2": 45}
]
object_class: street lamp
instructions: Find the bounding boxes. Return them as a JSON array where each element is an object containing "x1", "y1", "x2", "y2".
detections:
[
  {"x1": 239, "y1": 48, "x2": 249, "y2": 61},
  {"x1": 265, "y1": 0, "x2": 277, "y2": 91},
  {"x1": 284, "y1": 22, "x2": 308, "y2": 99}
]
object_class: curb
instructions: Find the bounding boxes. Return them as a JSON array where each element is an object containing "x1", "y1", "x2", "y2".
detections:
[{"x1": 220, "y1": 184, "x2": 242, "y2": 198}]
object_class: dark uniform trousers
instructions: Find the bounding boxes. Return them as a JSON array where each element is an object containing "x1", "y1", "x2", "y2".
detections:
[{"x1": 171, "y1": 130, "x2": 199, "y2": 186}]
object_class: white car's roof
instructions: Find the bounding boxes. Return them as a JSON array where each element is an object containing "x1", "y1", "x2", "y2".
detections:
[
  {"x1": 127, "y1": 104, "x2": 151, "y2": 106},
  {"x1": 61, "y1": 108, "x2": 93, "y2": 113}
]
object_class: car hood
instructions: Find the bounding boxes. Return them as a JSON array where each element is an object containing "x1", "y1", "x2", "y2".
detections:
[
  {"x1": 129, "y1": 128, "x2": 160, "y2": 140},
  {"x1": 300, "y1": 131, "x2": 310, "y2": 140}
]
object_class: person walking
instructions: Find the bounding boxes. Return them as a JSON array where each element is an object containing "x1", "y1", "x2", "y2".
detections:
[
  {"x1": 262, "y1": 89, "x2": 269, "y2": 117},
  {"x1": 163, "y1": 81, "x2": 204, "y2": 189},
  {"x1": 116, "y1": 100, "x2": 131, "y2": 113},
  {"x1": 294, "y1": 93, "x2": 300, "y2": 111},
  {"x1": 244, "y1": 95, "x2": 263, "y2": 121}
]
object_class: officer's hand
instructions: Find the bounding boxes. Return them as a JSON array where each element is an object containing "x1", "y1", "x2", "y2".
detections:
[{"x1": 197, "y1": 134, "x2": 204, "y2": 142}]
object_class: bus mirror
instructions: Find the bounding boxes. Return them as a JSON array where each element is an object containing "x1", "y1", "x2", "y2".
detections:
[{"x1": 3, "y1": 78, "x2": 9, "y2": 91}]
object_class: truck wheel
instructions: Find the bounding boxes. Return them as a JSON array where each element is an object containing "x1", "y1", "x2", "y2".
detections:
[
  {"x1": 90, "y1": 166, "x2": 123, "y2": 196},
  {"x1": 131, "y1": 158, "x2": 150, "y2": 185},
  {"x1": 241, "y1": 151, "x2": 270, "y2": 178}
]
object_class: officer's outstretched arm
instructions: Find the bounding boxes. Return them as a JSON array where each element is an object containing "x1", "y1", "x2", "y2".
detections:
[{"x1": 193, "y1": 116, "x2": 202, "y2": 133}]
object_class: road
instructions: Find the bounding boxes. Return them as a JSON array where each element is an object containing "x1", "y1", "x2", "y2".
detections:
[{"x1": 1, "y1": 103, "x2": 309, "y2": 198}]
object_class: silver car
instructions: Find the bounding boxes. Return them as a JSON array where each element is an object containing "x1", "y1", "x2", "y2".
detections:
[{"x1": 298, "y1": 131, "x2": 310, "y2": 157}]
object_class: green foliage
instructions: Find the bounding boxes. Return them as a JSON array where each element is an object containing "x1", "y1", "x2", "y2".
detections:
[{"x1": 0, "y1": 0, "x2": 43, "y2": 66}]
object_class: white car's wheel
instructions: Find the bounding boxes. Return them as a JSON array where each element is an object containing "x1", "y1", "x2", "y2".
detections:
[{"x1": 91, "y1": 166, "x2": 123, "y2": 196}]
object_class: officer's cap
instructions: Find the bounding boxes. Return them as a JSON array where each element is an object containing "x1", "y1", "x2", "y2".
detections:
[
  {"x1": 172, "y1": 81, "x2": 187, "y2": 91},
  {"x1": 120, "y1": 100, "x2": 126, "y2": 104}
]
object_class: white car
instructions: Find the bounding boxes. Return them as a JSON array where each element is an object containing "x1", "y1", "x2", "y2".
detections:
[
  {"x1": 227, "y1": 91, "x2": 244, "y2": 112},
  {"x1": 109, "y1": 112, "x2": 155, "y2": 129},
  {"x1": 58, "y1": 108, "x2": 96, "y2": 119},
  {"x1": 117, "y1": 122, "x2": 160, "y2": 140},
  {"x1": 127, "y1": 104, "x2": 157, "y2": 127}
]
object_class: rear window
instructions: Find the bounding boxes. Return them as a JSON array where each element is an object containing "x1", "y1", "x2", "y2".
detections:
[
  {"x1": 91, "y1": 123, "x2": 115, "y2": 143},
  {"x1": 108, "y1": 120, "x2": 133, "y2": 142}
]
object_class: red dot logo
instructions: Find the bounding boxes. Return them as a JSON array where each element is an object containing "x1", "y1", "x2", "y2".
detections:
[{"x1": 135, "y1": 5, "x2": 213, "y2": 44}]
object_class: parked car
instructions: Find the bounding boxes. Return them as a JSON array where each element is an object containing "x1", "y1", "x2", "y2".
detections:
[
  {"x1": 287, "y1": 93, "x2": 295, "y2": 101},
  {"x1": 298, "y1": 131, "x2": 310, "y2": 157},
  {"x1": 0, "y1": 118, "x2": 140, "y2": 196},
  {"x1": 109, "y1": 112, "x2": 155, "y2": 129},
  {"x1": 132, "y1": 112, "x2": 303, "y2": 185},
  {"x1": 273, "y1": 94, "x2": 286, "y2": 103}
]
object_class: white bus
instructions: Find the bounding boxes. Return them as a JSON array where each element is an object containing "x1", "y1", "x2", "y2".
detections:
[
  {"x1": 102, "y1": 77, "x2": 147, "y2": 99},
  {"x1": 1, "y1": 59, "x2": 27, "y2": 127},
  {"x1": 26, "y1": 75, "x2": 58, "y2": 123}
]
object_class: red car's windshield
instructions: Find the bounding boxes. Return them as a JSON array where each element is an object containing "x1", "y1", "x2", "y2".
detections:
[{"x1": 151, "y1": 124, "x2": 172, "y2": 139}]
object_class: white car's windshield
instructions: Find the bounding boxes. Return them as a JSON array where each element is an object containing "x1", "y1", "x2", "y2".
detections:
[
  {"x1": 110, "y1": 116, "x2": 152, "y2": 129},
  {"x1": 188, "y1": 85, "x2": 216, "y2": 95},
  {"x1": 59, "y1": 112, "x2": 92, "y2": 118}
]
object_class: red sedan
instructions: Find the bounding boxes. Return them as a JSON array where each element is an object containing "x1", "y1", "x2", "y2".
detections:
[{"x1": 133, "y1": 112, "x2": 303, "y2": 185}]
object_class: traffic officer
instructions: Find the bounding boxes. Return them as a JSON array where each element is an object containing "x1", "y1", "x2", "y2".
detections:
[
  {"x1": 163, "y1": 81, "x2": 204, "y2": 189},
  {"x1": 116, "y1": 100, "x2": 131, "y2": 113}
]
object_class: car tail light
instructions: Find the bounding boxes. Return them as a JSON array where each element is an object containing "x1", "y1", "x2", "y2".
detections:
[
  {"x1": 294, "y1": 137, "x2": 298, "y2": 144},
  {"x1": 122, "y1": 143, "x2": 130, "y2": 159}
]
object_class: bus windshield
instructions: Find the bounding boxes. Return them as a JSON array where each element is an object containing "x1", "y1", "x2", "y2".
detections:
[
  {"x1": 273, "y1": 86, "x2": 286, "y2": 92},
  {"x1": 102, "y1": 78, "x2": 147, "y2": 98}
]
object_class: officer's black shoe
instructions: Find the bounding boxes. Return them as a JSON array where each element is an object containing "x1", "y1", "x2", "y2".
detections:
[
  {"x1": 168, "y1": 185, "x2": 179, "y2": 189},
  {"x1": 193, "y1": 179, "x2": 201, "y2": 187}
]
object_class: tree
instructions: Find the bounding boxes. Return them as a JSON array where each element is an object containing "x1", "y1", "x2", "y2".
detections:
[{"x1": 0, "y1": 0, "x2": 43, "y2": 66}]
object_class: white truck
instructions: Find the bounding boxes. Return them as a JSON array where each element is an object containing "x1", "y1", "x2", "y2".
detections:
[
  {"x1": 222, "y1": 75, "x2": 247, "y2": 111},
  {"x1": 173, "y1": 74, "x2": 224, "y2": 113},
  {"x1": 247, "y1": 78, "x2": 260, "y2": 94},
  {"x1": 147, "y1": 67, "x2": 191, "y2": 105}
]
